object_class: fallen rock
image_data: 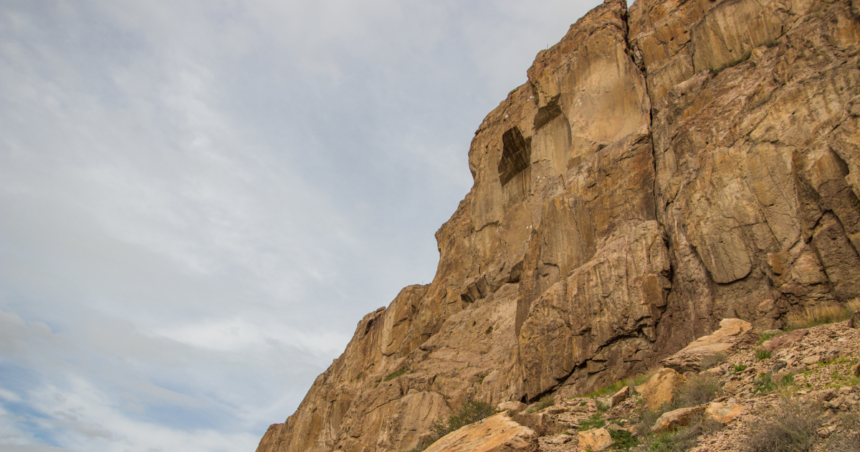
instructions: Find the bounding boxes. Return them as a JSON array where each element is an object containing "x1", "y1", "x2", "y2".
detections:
[
  {"x1": 760, "y1": 329, "x2": 808, "y2": 353},
  {"x1": 543, "y1": 434, "x2": 571, "y2": 445},
  {"x1": 424, "y1": 413, "x2": 538, "y2": 452},
  {"x1": 610, "y1": 386, "x2": 630, "y2": 408},
  {"x1": 511, "y1": 412, "x2": 566, "y2": 436},
  {"x1": 662, "y1": 319, "x2": 754, "y2": 372},
  {"x1": 497, "y1": 401, "x2": 527, "y2": 415},
  {"x1": 577, "y1": 428, "x2": 614, "y2": 452},
  {"x1": 636, "y1": 368, "x2": 686, "y2": 410},
  {"x1": 705, "y1": 401, "x2": 744, "y2": 424},
  {"x1": 652, "y1": 406, "x2": 706, "y2": 432}
]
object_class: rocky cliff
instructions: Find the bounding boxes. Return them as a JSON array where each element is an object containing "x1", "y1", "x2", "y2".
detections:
[{"x1": 257, "y1": 0, "x2": 860, "y2": 451}]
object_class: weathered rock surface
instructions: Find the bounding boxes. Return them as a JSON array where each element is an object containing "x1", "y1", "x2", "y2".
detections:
[
  {"x1": 704, "y1": 401, "x2": 745, "y2": 424},
  {"x1": 652, "y1": 406, "x2": 706, "y2": 432},
  {"x1": 661, "y1": 319, "x2": 754, "y2": 372},
  {"x1": 636, "y1": 368, "x2": 686, "y2": 411},
  {"x1": 257, "y1": 0, "x2": 860, "y2": 450},
  {"x1": 576, "y1": 428, "x2": 614, "y2": 451},
  {"x1": 424, "y1": 413, "x2": 538, "y2": 452}
]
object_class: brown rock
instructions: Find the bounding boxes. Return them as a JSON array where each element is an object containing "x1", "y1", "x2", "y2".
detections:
[
  {"x1": 636, "y1": 368, "x2": 686, "y2": 411},
  {"x1": 761, "y1": 329, "x2": 808, "y2": 353},
  {"x1": 497, "y1": 401, "x2": 528, "y2": 415},
  {"x1": 610, "y1": 386, "x2": 630, "y2": 408},
  {"x1": 851, "y1": 310, "x2": 860, "y2": 329},
  {"x1": 662, "y1": 319, "x2": 754, "y2": 372},
  {"x1": 652, "y1": 406, "x2": 706, "y2": 433},
  {"x1": 705, "y1": 401, "x2": 744, "y2": 424},
  {"x1": 577, "y1": 428, "x2": 614, "y2": 452},
  {"x1": 852, "y1": 362, "x2": 860, "y2": 377},
  {"x1": 511, "y1": 412, "x2": 565, "y2": 437},
  {"x1": 424, "y1": 413, "x2": 538, "y2": 452}
]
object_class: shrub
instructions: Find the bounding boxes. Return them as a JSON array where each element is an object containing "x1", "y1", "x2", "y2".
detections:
[
  {"x1": 408, "y1": 400, "x2": 494, "y2": 451},
  {"x1": 609, "y1": 428, "x2": 639, "y2": 450},
  {"x1": 752, "y1": 373, "x2": 777, "y2": 395},
  {"x1": 699, "y1": 352, "x2": 727, "y2": 370},
  {"x1": 755, "y1": 349, "x2": 772, "y2": 360},
  {"x1": 385, "y1": 368, "x2": 409, "y2": 381},
  {"x1": 743, "y1": 399, "x2": 823, "y2": 452},
  {"x1": 786, "y1": 299, "x2": 860, "y2": 330},
  {"x1": 733, "y1": 364, "x2": 748, "y2": 373},
  {"x1": 826, "y1": 412, "x2": 860, "y2": 452},
  {"x1": 536, "y1": 393, "x2": 555, "y2": 411},
  {"x1": 579, "y1": 413, "x2": 607, "y2": 431},
  {"x1": 675, "y1": 373, "x2": 722, "y2": 408},
  {"x1": 632, "y1": 415, "x2": 721, "y2": 452}
]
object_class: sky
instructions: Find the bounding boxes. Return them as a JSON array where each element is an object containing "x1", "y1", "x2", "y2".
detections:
[{"x1": 0, "y1": 1, "x2": 604, "y2": 451}]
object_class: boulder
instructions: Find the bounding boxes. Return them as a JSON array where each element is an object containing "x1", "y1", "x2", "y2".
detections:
[
  {"x1": 424, "y1": 413, "x2": 538, "y2": 452},
  {"x1": 636, "y1": 368, "x2": 686, "y2": 410},
  {"x1": 652, "y1": 406, "x2": 706, "y2": 432},
  {"x1": 511, "y1": 412, "x2": 566, "y2": 436},
  {"x1": 662, "y1": 319, "x2": 754, "y2": 372},
  {"x1": 705, "y1": 401, "x2": 744, "y2": 424},
  {"x1": 497, "y1": 401, "x2": 527, "y2": 415},
  {"x1": 851, "y1": 310, "x2": 860, "y2": 329},
  {"x1": 610, "y1": 386, "x2": 630, "y2": 408},
  {"x1": 760, "y1": 329, "x2": 808, "y2": 353},
  {"x1": 577, "y1": 428, "x2": 614, "y2": 452}
]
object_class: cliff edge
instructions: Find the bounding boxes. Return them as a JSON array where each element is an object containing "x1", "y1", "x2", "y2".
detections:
[{"x1": 257, "y1": 0, "x2": 860, "y2": 450}]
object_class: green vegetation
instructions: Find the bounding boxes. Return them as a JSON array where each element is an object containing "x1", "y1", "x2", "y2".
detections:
[
  {"x1": 579, "y1": 413, "x2": 607, "y2": 431},
  {"x1": 755, "y1": 349, "x2": 772, "y2": 360},
  {"x1": 632, "y1": 415, "x2": 721, "y2": 452},
  {"x1": 385, "y1": 368, "x2": 409, "y2": 381},
  {"x1": 757, "y1": 331, "x2": 782, "y2": 345},
  {"x1": 406, "y1": 400, "x2": 495, "y2": 452},
  {"x1": 732, "y1": 364, "x2": 748, "y2": 373},
  {"x1": 609, "y1": 428, "x2": 639, "y2": 450}
]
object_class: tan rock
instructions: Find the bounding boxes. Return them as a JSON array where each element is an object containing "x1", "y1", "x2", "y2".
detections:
[
  {"x1": 705, "y1": 401, "x2": 744, "y2": 424},
  {"x1": 652, "y1": 406, "x2": 706, "y2": 432},
  {"x1": 662, "y1": 319, "x2": 754, "y2": 372},
  {"x1": 511, "y1": 412, "x2": 565, "y2": 437},
  {"x1": 497, "y1": 401, "x2": 527, "y2": 415},
  {"x1": 636, "y1": 368, "x2": 686, "y2": 411},
  {"x1": 424, "y1": 413, "x2": 538, "y2": 452},
  {"x1": 610, "y1": 386, "x2": 630, "y2": 408},
  {"x1": 577, "y1": 428, "x2": 614, "y2": 452}
]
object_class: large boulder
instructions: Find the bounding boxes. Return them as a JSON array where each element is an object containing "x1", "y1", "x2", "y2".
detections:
[
  {"x1": 662, "y1": 319, "x2": 754, "y2": 372},
  {"x1": 424, "y1": 413, "x2": 538, "y2": 452},
  {"x1": 636, "y1": 368, "x2": 686, "y2": 411}
]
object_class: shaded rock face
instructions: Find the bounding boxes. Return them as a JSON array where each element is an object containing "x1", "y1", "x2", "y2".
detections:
[{"x1": 257, "y1": 0, "x2": 860, "y2": 451}]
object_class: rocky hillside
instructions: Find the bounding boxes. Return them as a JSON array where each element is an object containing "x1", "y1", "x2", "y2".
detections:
[{"x1": 256, "y1": 0, "x2": 860, "y2": 451}]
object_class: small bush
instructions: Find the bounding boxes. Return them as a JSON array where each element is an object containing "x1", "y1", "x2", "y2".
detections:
[
  {"x1": 408, "y1": 399, "x2": 494, "y2": 451},
  {"x1": 385, "y1": 368, "x2": 409, "y2": 381},
  {"x1": 755, "y1": 349, "x2": 772, "y2": 360},
  {"x1": 699, "y1": 352, "x2": 727, "y2": 370},
  {"x1": 675, "y1": 373, "x2": 722, "y2": 408},
  {"x1": 733, "y1": 364, "x2": 748, "y2": 373},
  {"x1": 609, "y1": 428, "x2": 639, "y2": 450},
  {"x1": 743, "y1": 399, "x2": 824, "y2": 452},
  {"x1": 579, "y1": 413, "x2": 607, "y2": 431},
  {"x1": 753, "y1": 373, "x2": 777, "y2": 395},
  {"x1": 528, "y1": 393, "x2": 555, "y2": 413},
  {"x1": 786, "y1": 300, "x2": 860, "y2": 330},
  {"x1": 633, "y1": 415, "x2": 721, "y2": 452},
  {"x1": 826, "y1": 411, "x2": 860, "y2": 452}
]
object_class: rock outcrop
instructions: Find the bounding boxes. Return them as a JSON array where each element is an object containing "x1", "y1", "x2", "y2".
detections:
[{"x1": 257, "y1": 0, "x2": 860, "y2": 450}]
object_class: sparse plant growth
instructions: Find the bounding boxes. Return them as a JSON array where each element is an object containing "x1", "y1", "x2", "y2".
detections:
[
  {"x1": 407, "y1": 400, "x2": 495, "y2": 452},
  {"x1": 674, "y1": 373, "x2": 722, "y2": 408},
  {"x1": 709, "y1": 50, "x2": 752, "y2": 75},
  {"x1": 755, "y1": 349, "x2": 772, "y2": 360},
  {"x1": 526, "y1": 393, "x2": 556, "y2": 414},
  {"x1": 752, "y1": 373, "x2": 777, "y2": 395},
  {"x1": 733, "y1": 364, "x2": 748, "y2": 373},
  {"x1": 579, "y1": 412, "x2": 606, "y2": 431},
  {"x1": 826, "y1": 412, "x2": 860, "y2": 452},
  {"x1": 385, "y1": 368, "x2": 409, "y2": 381},
  {"x1": 757, "y1": 331, "x2": 782, "y2": 345},
  {"x1": 632, "y1": 415, "x2": 722, "y2": 452},
  {"x1": 743, "y1": 399, "x2": 824, "y2": 452},
  {"x1": 786, "y1": 299, "x2": 860, "y2": 330},
  {"x1": 699, "y1": 352, "x2": 727, "y2": 370},
  {"x1": 609, "y1": 428, "x2": 639, "y2": 450}
]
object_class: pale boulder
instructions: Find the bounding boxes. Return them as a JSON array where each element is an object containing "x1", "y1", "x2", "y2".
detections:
[
  {"x1": 424, "y1": 413, "x2": 538, "y2": 452},
  {"x1": 652, "y1": 406, "x2": 706, "y2": 432},
  {"x1": 577, "y1": 428, "x2": 614, "y2": 452},
  {"x1": 662, "y1": 319, "x2": 754, "y2": 372},
  {"x1": 705, "y1": 401, "x2": 744, "y2": 424},
  {"x1": 636, "y1": 368, "x2": 686, "y2": 410}
]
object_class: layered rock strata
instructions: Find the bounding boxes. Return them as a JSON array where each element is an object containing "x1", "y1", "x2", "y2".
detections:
[{"x1": 257, "y1": 0, "x2": 860, "y2": 451}]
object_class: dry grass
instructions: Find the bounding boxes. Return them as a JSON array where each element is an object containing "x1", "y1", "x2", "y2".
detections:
[
  {"x1": 743, "y1": 399, "x2": 824, "y2": 452},
  {"x1": 674, "y1": 373, "x2": 722, "y2": 408},
  {"x1": 786, "y1": 299, "x2": 860, "y2": 330}
]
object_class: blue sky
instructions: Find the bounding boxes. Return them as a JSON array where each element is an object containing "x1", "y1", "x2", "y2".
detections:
[{"x1": 0, "y1": 0, "x2": 603, "y2": 450}]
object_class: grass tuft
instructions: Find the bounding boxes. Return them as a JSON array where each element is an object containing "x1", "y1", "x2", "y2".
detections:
[
  {"x1": 755, "y1": 349, "x2": 772, "y2": 360},
  {"x1": 786, "y1": 299, "x2": 860, "y2": 330},
  {"x1": 385, "y1": 368, "x2": 409, "y2": 381}
]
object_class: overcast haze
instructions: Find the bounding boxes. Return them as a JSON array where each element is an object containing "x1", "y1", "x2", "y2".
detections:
[{"x1": 0, "y1": 1, "x2": 604, "y2": 450}]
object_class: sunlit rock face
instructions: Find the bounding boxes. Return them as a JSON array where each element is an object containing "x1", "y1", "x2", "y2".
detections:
[{"x1": 256, "y1": 0, "x2": 860, "y2": 450}]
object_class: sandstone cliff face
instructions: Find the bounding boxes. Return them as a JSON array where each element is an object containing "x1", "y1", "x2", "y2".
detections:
[{"x1": 257, "y1": 1, "x2": 860, "y2": 451}]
